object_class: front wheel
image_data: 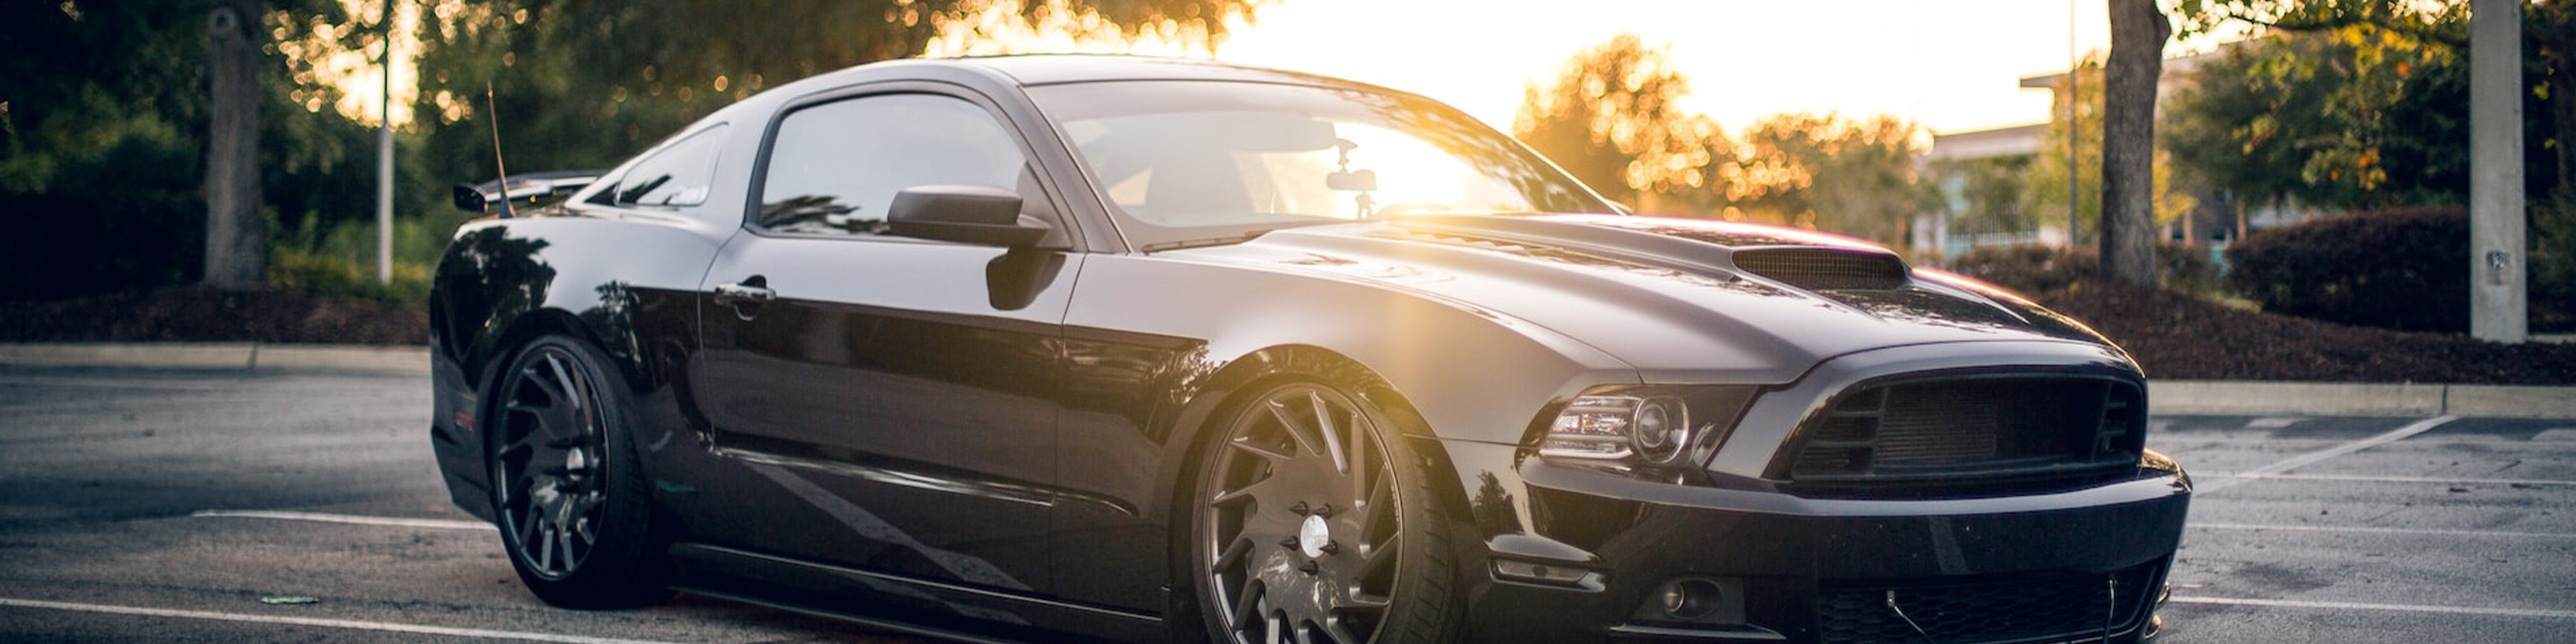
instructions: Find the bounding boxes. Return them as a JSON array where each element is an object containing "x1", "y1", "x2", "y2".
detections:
[
  {"x1": 487, "y1": 334, "x2": 670, "y2": 608},
  {"x1": 1187, "y1": 381, "x2": 1462, "y2": 644}
]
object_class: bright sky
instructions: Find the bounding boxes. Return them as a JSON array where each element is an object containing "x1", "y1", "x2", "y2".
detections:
[
  {"x1": 1210, "y1": 0, "x2": 2124, "y2": 135},
  {"x1": 339, "y1": 0, "x2": 2240, "y2": 137},
  {"x1": 929, "y1": 0, "x2": 2254, "y2": 137}
]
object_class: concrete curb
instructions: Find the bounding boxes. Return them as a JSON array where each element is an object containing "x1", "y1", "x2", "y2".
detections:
[
  {"x1": 2144, "y1": 381, "x2": 2574, "y2": 418},
  {"x1": 0, "y1": 342, "x2": 429, "y2": 375},
  {"x1": 3, "y1": 343, "x2": 2569, "y2": 418}
]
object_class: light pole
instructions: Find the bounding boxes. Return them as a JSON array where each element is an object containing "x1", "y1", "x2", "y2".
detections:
[
  {"x1": 376, "y1": 0, "x2": 395, "y2": 285},
  {"x1": 2469, "y1": 0, "x2": 2527, "y2": 342},
  {"x1": 2068, "y1": 0, "x2": 2080, "y2": 249}
]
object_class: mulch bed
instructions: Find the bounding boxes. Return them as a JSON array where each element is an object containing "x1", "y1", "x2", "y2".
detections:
[
  {"x1": 0, "y1": 287, "x2": 427, "y2": 345},
  {"x1": 2, "y1": 284, "x2": 2569, "y2": 385},
  {"x1": 2034, "y1": 281, "x2": 2576, "y2": 385}
]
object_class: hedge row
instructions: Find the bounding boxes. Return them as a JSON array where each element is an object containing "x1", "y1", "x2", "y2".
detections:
[
  {"x1": 1944, "y1": 243, "x2": 2221, "y2": 296},
  {"x1": 2223, "y1": 207, "x2": 2470, "y2": 333}
]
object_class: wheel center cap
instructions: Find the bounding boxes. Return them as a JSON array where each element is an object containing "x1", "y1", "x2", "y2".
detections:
[{"x1": 1297, "y1": 514, "x2": 1330, "y2": 558}]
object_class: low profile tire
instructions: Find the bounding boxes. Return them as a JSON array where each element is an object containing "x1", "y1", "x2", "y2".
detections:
[
  {"x1": 1188, "y1": 381, "x2": 1462, "y2": 644},
  {"x1": 487, "y1": 334, "x2": 671, "y2": 608}
]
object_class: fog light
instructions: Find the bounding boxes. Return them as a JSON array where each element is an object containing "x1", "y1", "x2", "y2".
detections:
[
  {"x1": 1632, "y1": 577, "x2": 1745, "y2": 626},
  {"x1": 1659, "y1": 579, "x2": 1723, "y2": 620}
]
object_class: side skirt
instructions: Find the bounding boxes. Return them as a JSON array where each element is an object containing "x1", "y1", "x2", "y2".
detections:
[{"x1": 668, "y1": 542, "x2": 1166, "y2": 644}]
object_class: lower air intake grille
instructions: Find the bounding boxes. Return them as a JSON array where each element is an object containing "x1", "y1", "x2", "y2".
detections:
[
  {"x1": 1816, "y1": 563, "x2": 2162, "y2": 644},
  {"x1": 1787, "y1": 377, "x2": 2145, "y2": 499},
  {"x1": 1733, "y1": 248, "x2": 1909, "y2": 291}
]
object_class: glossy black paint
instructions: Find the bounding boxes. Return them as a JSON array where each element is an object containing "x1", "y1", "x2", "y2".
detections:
[{"x1": 427, "y1": 55, "x2": 2189, "y2": 643}]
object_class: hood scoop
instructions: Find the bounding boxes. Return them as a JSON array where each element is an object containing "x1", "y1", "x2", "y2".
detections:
[
  {"x1": 1732, "y1": 247, "x2": 1910, "y2": 291},
  {"x1": 1383, "y1": 215, "x2": 1914, "y2": 291}
]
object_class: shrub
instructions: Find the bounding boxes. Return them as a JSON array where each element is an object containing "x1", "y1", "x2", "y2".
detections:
[
  {"x1": 2224, "y1": 207, "x2": 2468, "y2": 333},
  {"x1": 2534, "y1": 192, "x2": 2576, "y2": 333},
  {"x1": 1945, "y1": 243, "x2": 2221, "y2": 296},
  {"x1": 266, "y1": 214, "x2": 441, "y2": 308}
]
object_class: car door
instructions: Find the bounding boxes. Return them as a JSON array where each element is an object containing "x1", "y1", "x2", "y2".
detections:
[{"x1": 687, "y1": 87, "x2": 1081, "y2": 596}]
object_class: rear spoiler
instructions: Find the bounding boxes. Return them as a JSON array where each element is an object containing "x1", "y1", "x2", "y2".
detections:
[{"x1": 452, "y1": 170, "x2": 606, "y2": 214}]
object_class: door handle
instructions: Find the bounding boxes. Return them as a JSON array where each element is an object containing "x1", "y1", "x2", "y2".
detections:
[
  {"x1": 712, "y1": 282, "x2": 774, "y2": 306},
  {"x1": 713, "y1": 277, "x2": 773, "y2": 319}
]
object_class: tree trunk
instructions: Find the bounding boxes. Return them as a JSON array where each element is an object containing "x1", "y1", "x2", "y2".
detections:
[
  {"x1": 202, "y1": 0, "x2": 265, "y2": 288},
  {"x1": 2100, "y1": 0, "x2": 2171, "y2": 286}
]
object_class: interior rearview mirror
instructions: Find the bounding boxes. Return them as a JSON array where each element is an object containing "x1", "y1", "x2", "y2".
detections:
[{"x1": 1326, "y1": 169, "x2": 1377, "y2": 192}]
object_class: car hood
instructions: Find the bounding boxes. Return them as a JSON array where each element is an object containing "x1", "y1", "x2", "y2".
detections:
[{"x1": 1157, "y1": 214, "x2": 2119, "y2": 384}]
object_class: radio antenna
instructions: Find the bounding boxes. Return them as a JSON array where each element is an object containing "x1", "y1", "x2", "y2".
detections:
[{"x1": 484, "y1": 80, "x2": 516, "y2": 218}]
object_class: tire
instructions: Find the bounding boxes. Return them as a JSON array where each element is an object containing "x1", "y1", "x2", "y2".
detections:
[
  {"x1": 486, "y1": 334, "x2": 671, "y2": 608},
  {"x1": 1186, "y1": 381, "x2": 1462, "y2": 644}
]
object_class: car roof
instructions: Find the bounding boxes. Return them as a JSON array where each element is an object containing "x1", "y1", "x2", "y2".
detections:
[{"x1": 955, "y1": 54, "x2": 1371, "y2": 88}]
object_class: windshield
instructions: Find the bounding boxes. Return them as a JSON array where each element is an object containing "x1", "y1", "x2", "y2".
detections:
[{"x1": 1024, "y1": 80, "x2": 1615, "y2": 245}]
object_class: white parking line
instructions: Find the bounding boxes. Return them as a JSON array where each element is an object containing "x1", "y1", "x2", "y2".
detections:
[
  {"x1": 0, "y1": 376, "x2": 228, "y2": 391},
  {"x1": 2169, "y1": 596, "x2": 2576, "y2": 620},
  {"x1": 2197, "y1": 415, "x2": 2458, "y2": 493},
  {"x1": 191, "y1": 510, "x2": 489, "y2": 531},
  {"x1": 0, "y1": 597, "x2": 689, "y2": 644},
  {"x1": 2212, "y1": 473, "x2": 2576, "y2": 487},
  {"x1": 2190, "y1": 522, "x2": 2576, "y2": 540}
]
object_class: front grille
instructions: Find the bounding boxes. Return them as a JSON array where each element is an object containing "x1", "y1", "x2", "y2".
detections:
[
  {"x1": 1733, "y1": 248, "x2": 1909, "y2": 291},
  {"x1": 1816, "y1": 563, "x2": 2162, "y2": 644},
  {"x1": 1786, "y1": 377, "x2": 2144, "y2": 499},
  {"x1": 1823, "y1": 564, "x2": 2164, "y2": 644}
]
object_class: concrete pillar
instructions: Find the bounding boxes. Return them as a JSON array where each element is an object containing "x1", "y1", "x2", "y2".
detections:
[{"x1": 2471, "y1": 0, "x2": 2527, "y2": 342}]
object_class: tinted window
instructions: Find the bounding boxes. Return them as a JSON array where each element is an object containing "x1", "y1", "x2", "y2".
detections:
[
  {"x1": 1024, "y1": 81, "x2": 1611, "y2": 245},
  {"x1": 759, "y1": 94, "x2": 1030, "y2": 236},
  {"x1": 610, "y1": 124, "x2": 727, "y2": 207}
]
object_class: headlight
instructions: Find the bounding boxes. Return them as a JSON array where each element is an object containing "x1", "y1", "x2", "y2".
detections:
[{"x1": 1536, "y1": 386, "x2": 1755, "y2": 467}]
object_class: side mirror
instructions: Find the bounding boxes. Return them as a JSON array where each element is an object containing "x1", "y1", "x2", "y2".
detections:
[{"x1": 888, "y1": 184, "x2": 1048, "y2": 247}]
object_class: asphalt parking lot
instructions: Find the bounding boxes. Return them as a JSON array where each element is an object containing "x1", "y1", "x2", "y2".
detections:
[{"x1": 1, "y1": 365, "x2": 2569, "y2": 643}]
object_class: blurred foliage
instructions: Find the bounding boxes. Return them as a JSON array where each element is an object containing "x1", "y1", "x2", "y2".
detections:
[
  {"x1": 1947, "y1": 243, "x2": 2221, "y2": 297},
  {"x1": 1509, "y1": 35, "x2": 1698, "y2": 207},
  {"x1": 2225, "y1": 206, "x2": 2471, "y2": 333},
  {"x1": 1512, "y1": 35, "x2": 1934, "y2": 247},
  {"x1": 1926, "y1": 153, "x2": 2037, "y2": 237},
  {"x1": 268, "y1": 207, "x2": 465, "y2": 306},
  {"x1": 3, "y1": 1, "x2": 221, "y2": 299},
  {"x1": 2163, "y1": 2, "x2": 2572, "y2": 332},
  {"x1": 410, "y1": 0, "x2": 1259, "y2": 189},
  {"x1": 2161, "y1": 26, "x2": 2556, "y2": 210},
  {"x1": 0, "y1": 0, "x2": 1259, "y2": 303},
  {"x1": 2533, "y1": 192, "x2": 2576, "y2": 331},
  {"x1": 2023, "y1": 57, "x2": 2196, "y2": 245},
  {"x1": 1732, "y1": 113, "x2": 1935, "y2": 243}
]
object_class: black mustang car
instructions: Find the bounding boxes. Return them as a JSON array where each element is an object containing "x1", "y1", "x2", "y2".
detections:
[{"x1": 429, "y1": 55, "x2": 2189, "y2": 644}]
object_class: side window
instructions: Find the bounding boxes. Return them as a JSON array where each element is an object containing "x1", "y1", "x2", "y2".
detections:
[
  {"x1": 610, "y1": 124, "x2": 728, "y2": 207},
  {"x1": 758, "y1": 94, "x2": 1030, "y2": 236}
]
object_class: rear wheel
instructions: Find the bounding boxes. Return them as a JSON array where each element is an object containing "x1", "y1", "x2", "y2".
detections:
[
  {"x1": 487, "y1": 335, "x2": 670, "y2": 608},
  {"x1": 1188, "y1": 381, "x2": 1461, "y2": 644}
]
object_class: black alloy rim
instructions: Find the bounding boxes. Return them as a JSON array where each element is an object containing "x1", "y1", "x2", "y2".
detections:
[
  {"x1": 1201, "y1": 384, "x2": 1405, "y2": 644},
  {"x1": 493, "y1": 345, "x2": 610, "y2": 581}
]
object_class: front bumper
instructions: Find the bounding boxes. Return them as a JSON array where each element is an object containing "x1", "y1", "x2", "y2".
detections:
[{"x1": 1443, "y1": 440, "x2": 2189, "y2": 644}]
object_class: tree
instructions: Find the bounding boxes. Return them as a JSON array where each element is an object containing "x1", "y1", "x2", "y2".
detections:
[
  {"x1": 2162, "y1": 28, "x2": 2485, "y2": 211},
  {"x1": 1513, "y1": 36, "x2": 1934, "y2": 245},
  {"x1": 412, "y1": 0, "x2": 1264, "y2": 188},
  {"x1": 2101, "y1": 0, "x2": 2173, "y2": 286},
  {"x1": 2024, "y1": 58, "x2": 2196, "y2": 245},
  {"x1": 1730, "y1": 113, "x2": 1934, "y2": 241},
  {"x1": 204, "y1": 0, "x2": 267, "y2": 288},
  {"x1": 2172, "y1": 0, "x2": 2571, "y2": 197},
  {"x1": 1511, "y1": 35, "x2": 1695, "y2": 207}
]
